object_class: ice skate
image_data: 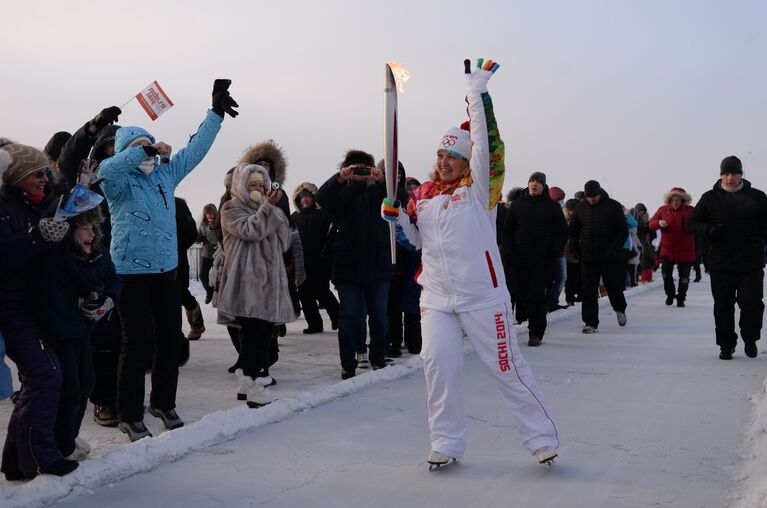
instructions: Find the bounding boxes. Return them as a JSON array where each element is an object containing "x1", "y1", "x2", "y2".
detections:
[
  {"x1": 427, "y1": 450, "x2": 457, "y2": 471},
  {"x1": 534, "y1": 446, "x2": 558, "y2": 467}
]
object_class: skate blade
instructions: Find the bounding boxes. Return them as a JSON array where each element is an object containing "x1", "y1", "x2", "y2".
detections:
[
  {"x1": 539, "y1": 454, "x2": 557, "y2": 467},
  {"x1": 428, "y1": 458, "x2": 456, "y2": 471}
]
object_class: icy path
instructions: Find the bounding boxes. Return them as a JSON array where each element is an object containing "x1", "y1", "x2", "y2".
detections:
[{"x1": 3, "y1": 278, "x2": 766, "y2": 507}]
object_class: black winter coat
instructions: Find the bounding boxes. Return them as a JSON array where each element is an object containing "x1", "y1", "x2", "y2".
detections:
[
  {"x1": 316, "y1": 175, "x2": 402, "y2": 285},
  {"x1": 291, "y1": 205, "x2": 333, "y2": 281},
  {"x1": 688, "y1": 179, "x2": 767, "y2": 272},
  {"x1": 0, "y1": 184, "x2": 67, "y2": 307},
  {"x1": 59, "y1": 123, "x2": 119, "y2": 188},
  {"x1": 569, "y1": 190, "x2": 628, "y2": 263},
  {"x1": 34, "y1": 237, "x2": 122, "y2": 344},
  {"x1": 502, "y1": 188, "x2": 568, "y2": 268}
]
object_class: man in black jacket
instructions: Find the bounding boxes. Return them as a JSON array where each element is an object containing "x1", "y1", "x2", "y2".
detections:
[
  {"x1": 291, "y1": 182, "x2": 339, "y2": 334},
  {"x1": 316, "y1": 150, "x2": 402, "y2": 379},
  {"x1": 569, "y1": 180, "x2": 629, "y2": 333},
  {"x1": 502, "y1": 172, "x2": 568, "y2": 346},
  {"x1": 688, "y1": 156, "x2": 767, "y2": 360}
]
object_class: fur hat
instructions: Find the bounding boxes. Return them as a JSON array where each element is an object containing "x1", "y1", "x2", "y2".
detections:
[
  {"x1": 528, "y1": 172, "x2": 547, "y2": 186},
  {"x1": 44, "y1": 131, "x2": 72, "y2": 161},
  {"x1": 341, "y1": 149, "x2": 375, "y2": 169},
  {"x1": 438, "y1": 122, "x2": 471, "y2": 161},
  {"x1": 663, "y1": 187, "x2": 692, "y2": 205},
  {"x1": 720, "y1": 155, "x2": 742, "y2": 175},
  {"x1": 240, "y1": 139, "x2": 287, "y2": 185},
  {"x1": 0, "y1": 144, "x2": 49, "y2": 185},
  {"x1": 584, "y1": 180, "x2": 602, "y2": 198},
  {"x1": 69, "y1": 205, "x2": 105, "y2": 256}
]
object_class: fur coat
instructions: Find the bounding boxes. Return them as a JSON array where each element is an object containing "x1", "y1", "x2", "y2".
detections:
[{"x1": 217, "y1": 164, "x2": 295, "y2": 324}]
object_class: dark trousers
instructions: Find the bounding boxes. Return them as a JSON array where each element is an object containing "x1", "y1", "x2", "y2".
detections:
[
  {"x1": 404, "y1": 312, "x2": 422, "y2": 353},
  {"x1": 581, "y1": 259, "x2": 627, "y2": 328},
  {"x1": 510, "y1": 266, "x2": 551, "y2": 338},
  {"x1": 709, "y1": 269, "x2": 765, "y2": 349},
  {"x1": 50, "y1": 338, "x2": 94, "y2": 457},
  {"x1": 661, "y1": 259, "x2": 692, "y2": 302},
  {"x1": 565, "y1": 261, "x2": 581, "y2": 303},
  {"x1": 89, "y1": 310, "x2": 122, "y2": 409},
  {"x1": 336, "y1": 281, "x2": 389, "y2": 370},
  {"x1": 116, "y1": 271, "x2": 181, "y2": 422},
  {"x1": 239, "y1": 317, "x2": 273, "y2": 379},
  {"x1": 200, "y1": 256, "x2": 214, "y2": 300},
  {"x1": 297, "y1": 276, "x2": 339, "y2": 331},
  {"x1": 1, "y1": 306, "x2": 63, "y2": 476},
  {"x1": 177, "y1": 255, "x2": 198, "y2": 311},
  {"x1": 387, "y1": 277, "x2": 404, "y2": 351}
]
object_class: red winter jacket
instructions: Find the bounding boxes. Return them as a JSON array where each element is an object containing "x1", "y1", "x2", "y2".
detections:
[{"x1": 649, "y1": 200, "x2": 696, "y2": 263}]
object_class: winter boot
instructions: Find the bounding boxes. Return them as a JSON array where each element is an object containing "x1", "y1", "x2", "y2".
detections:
[
  {"x1": 236, "y1": 369, "x2": 250, "y2": 400},
  {"x1": 255, "y1": 375, "x2": 276, "y2": 387},
  {"x1": 185, "y1": 302, "x2": 205, "y2": 340},
  {"x1": 40, "y1": 459, "x2": 79, "y2": 477},
  {"x1": 93, "y1": 404, "x2": 119, "y2": 427},
  {"x1": 118, "y1": 420, "x2": 153, "y2": 441},
  {"x1": 616, "y1": 311, "x2": 627, "y2": 327},
  {"x1": 665, "y1": 295, "x2": 674, "y2": 306},
  {"x1": 247, "y1": 382, "x2": 274, "y2": 408},
  {"x1": 582, "y1": 325, "x2": 598, "y2": 334},
  {"x1": 356, "y1": 352, "x2": 369, "y2": 369},
  {"x1": 65, "y1": 437, "x2": 91, "y2": 462},
  {"x1": 148, "y1": 407, "x2": 184, "y2": 430},
  {"x1": 745, "y1": 341, "x2": 758, "y2": 359},
  {"x1": 341, "y1": 368, "x2": 356, "y2": 380},
  {"x1": 528, "y1": 335, "x2": 542, "y2": 347}
]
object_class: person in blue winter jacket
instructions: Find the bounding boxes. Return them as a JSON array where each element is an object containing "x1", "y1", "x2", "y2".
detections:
[
  {"x1": 99, "y1": 79, "x2": 239, "y2": 441},
  {"x1": 0, "y1": 333, "x2": 11, "y2": 401}
]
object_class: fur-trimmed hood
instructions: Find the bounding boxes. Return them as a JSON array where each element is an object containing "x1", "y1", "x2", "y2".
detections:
[
  {"x1": 239, "y1": 139, "x2": 287, "y2": 185},
  {"x1": 663, "y1": 187, "x2": 692, "y2": 205},
  {"x1": 231, "y1": 163, "x2": 272, "y2": 210},
  {"x1": 292, "y1": 182, "x2": 318, "y2": 209}
]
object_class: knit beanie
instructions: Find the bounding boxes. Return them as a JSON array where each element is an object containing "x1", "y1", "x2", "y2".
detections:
[
  {"x1": 1, "y1": 144, "x2": 49, "y2": 185},
  {"x1": 720, "y1": 155, "x2": 743, "y2": 175},
  {"x1": 528, "y1": 172, "x2": 547, "y2": 186},
  {"x1": 584, "y1": 180, "x2": 602, "y2": 197},
  {"x1": 44, "y1": 131, "x2": 71, "y2": 161},
  {"x1": 438, "y1": 122, "x2": 471, "y2": 161}
]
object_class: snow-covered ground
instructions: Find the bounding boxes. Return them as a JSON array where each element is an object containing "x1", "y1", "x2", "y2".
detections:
[{"x1": 2, "y1": 278, "x2": 767, "y2": 507}]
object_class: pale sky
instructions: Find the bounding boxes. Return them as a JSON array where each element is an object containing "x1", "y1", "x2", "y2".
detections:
[{"x1": 2, "y1": 0, "x2": 765, "y2": 218}]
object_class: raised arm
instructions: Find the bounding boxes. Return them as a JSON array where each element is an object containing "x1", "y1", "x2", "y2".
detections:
[{"x1": 465, "y1": 58, "x2": 505, "y2": 210}]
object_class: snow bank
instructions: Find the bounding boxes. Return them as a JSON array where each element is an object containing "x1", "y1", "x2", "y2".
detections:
[
  {"x1": 733, "y1": 379, "x2": 767, "y2": 508},
  {"x1": 0, "y1": 280, "x2": 662, "y2": 508}
]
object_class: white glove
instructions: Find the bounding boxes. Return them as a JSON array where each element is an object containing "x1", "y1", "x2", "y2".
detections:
[
  {"x1": 80, "y1": 296, "x2": 114, "y2": 321},
  {"x1": 38, "y1": 218, "x2": 70, "y2": 242},
  {"x1": 464, "y1": 58, "x2": 500, "y2": 94}
]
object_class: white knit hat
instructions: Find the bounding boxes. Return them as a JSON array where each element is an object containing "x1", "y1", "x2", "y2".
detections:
[{"x1": 438, "y1": 125, "x2": 471, "y2": 161}]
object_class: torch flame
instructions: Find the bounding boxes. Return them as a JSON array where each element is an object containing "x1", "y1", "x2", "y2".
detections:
[{"x1": 387, "y1": 61, "x2": 411, "y2": 93}]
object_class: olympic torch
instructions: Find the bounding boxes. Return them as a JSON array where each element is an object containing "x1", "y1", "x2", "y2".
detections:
[{"x1": 383, "y1": 62, "x2": 409, "y2": 264}]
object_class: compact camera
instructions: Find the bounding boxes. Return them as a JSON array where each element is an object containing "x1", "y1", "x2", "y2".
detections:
[{"x1": 353, "y1": 166, "x2": 371, "y2": 176}]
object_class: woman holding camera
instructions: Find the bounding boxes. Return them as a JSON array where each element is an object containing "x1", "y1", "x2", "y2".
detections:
[
  {"x1": 217, "y1": 164, "x2": 295, "y2": 407},
  {"x1": 383, "y1": 59, "x2": 559, "y2": 468}
]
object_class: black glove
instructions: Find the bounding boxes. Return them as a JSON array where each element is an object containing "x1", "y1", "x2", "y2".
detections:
[
  {"x1": 211, "y1": 79, "x2": 239, "y2": 118},
  {"x1": 91, "y1": 106, "x2": 122, "y2": 131},
  {"x1": 708, "y1": 224, "x2": 724, "y2": 241}
]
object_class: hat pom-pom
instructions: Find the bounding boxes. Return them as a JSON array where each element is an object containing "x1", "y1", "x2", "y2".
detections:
[{"x1": 460, "y1": 121, "x2": 471, "y2": 131}]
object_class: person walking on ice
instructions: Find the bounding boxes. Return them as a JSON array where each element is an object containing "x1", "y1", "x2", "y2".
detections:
[{"x1": 382, "y1": 58, "x2": 559, "y2": 469}]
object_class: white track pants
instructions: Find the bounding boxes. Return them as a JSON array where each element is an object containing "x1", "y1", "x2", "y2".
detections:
[{"x1": 420, "y1": 303, "x2": 559, "y2": 458}]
